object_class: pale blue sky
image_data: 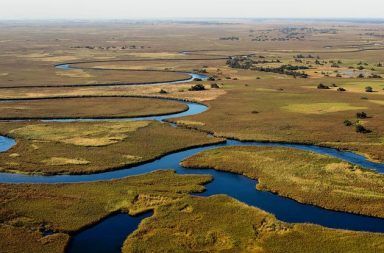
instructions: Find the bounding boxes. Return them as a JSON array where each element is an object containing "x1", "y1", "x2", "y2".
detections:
[{"x1": 0, "y1": 0, "x2": 383, "y2": 20}]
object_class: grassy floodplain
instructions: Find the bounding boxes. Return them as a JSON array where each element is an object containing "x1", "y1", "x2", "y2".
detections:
[
  {"x1": 182, "y1": 146, "x2": 384, "y2": 218},
  {"x1": 0, "y1": 170, "x2": 212, "y2": 253},
  {"x1": 123, "y1": 195, "x2": 384, "y2": 253},
  {"x1": 175, "y1": 76, "x2": 384, "y2": 162},
  {"x1": 0, "y1": 20, "x2": 384, "y2": 252},
  {"x1": 0, "y1": 121, "x2": 223, "y2": 174}
]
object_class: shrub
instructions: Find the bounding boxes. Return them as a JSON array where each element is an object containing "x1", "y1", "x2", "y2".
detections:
[
  {"x1": 365, "y1": 86, "x2": 373, "y2": 92},
  {"x1": 193, "y1": 78, "x2": 203, "y2": 82},
  {"x1": 355, "y1": 124, "x2": 371, "y2": 133},
  {"x1": 317, "y1": 83, "x2": 330, "y2": 89},
  {"x1": 208, "y1": 76, "x2": 215, "y2": 81},
  {"x1": 210, "y1": 83, "x2": 220, "y2": 89},
  {"x1": 356, "y1": 112, "x2": 367, "y2": 119},
  {"x1": 159, "y1": 89, "x2": 167, "y2": 94},
  {"x1": 337, "y1": 87, "x2": 346, "y2": 92},
  {"x1": 189, "y1": 84, "x2": 206, "y2": 91},
  {"x1": 343, "y1": 120, "x2": 353, "y2": 126}
]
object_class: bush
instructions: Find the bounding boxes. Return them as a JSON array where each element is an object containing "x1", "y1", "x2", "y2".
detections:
[
  {"x1": 355, "y1": 124, "x2": 371, "y2": 133},
  {"x1": 208, "y1": 76, "x2": 215, "y2": 81},
  {"x1": 210, "y1": 83, "x2": 220, "y2": 89},
  {"x1": 337, "y1": 87, "x2": 346, "y2": 92},
  {"x1": 159, "y1": 89, "x2": 167, "y2": 94},
  {"x1": 356, "y1": 112, "x2": 367, "y2": 119},
  {"x1": 317, "y1": 83, "x2": 329, "y2": 89},
  {"x1": 365, "y1": 86, "x2": 373, "y2": 92},
  {"x1": 343, "y1": 120, "x2": 353, "y2": 126},
  {"x1": 189, "y1": 84, "x2": 206, "y2": 91},
  {"x1": 193, "y1": 78, "x2": 203, "y2": 82}
]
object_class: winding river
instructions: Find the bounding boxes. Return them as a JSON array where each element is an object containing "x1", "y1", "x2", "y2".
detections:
[{"x1": 1, "y1": 57, "x2": 384, "y2": 253}]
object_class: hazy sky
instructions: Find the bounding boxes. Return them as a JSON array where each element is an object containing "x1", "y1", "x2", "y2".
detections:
[{"x1": 1, "y1": 0, "x2": 383, "y2": 20}]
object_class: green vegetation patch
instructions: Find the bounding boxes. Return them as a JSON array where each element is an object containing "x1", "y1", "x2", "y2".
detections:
[
  {"x1": 0, "y1": 121, "x2": 223, "y2": 174},
  {"x1": 0, "y1": 170, "x2": 212, "y2": 253},
  {"x1": 123, "y1": 195, "x2": 384, "y2": 253},
  {"x1": 182, "y1": 146, "x2": 384, "y2": 218},
  {"x1": 10, "y1": 121, "x2": 150, "y2": 147},
  {"x1": 282, "y1": 102, "x2": 367, "y2": 114}
]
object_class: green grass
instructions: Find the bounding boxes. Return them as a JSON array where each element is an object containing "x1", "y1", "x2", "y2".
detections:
[
  {"x1": 0, "y1": 170, "x2": 212, "y2": 253},
  {"x1": 0, "y1": 121, "x2": 223, "y2": 175},
  {"x1": 123, "y1": 195, "x2": 384, "y2": 253},
  {"x1": 182, "y1": 146, "x2": 384, "y2": 218},
  {"x1": 9, "y1": 121, "x2": 149, "y2": 147}
]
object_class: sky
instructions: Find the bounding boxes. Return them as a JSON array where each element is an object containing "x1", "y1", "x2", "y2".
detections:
[{"x1": 0, "y1": 0, "x2": 383, "y2": 20}]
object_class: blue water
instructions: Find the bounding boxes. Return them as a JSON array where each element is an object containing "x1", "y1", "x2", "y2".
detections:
[
  {"x1": 66, "y1": 212, "x2": 153, "y2": 253},
  {"x1": 0, "y1": 136, "x2": 16, "y2": 152}
]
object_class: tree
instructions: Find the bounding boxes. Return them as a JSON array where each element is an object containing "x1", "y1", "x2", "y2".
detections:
[
  {"x1": 317, "y1": 83, "x2": 330, "y2": 89},
  {"x1": 210, "y1": 83, "x2": 220, "y2": 89},
  {"x1": 365, "y1": 86, "x2": 373, "y2": 92},
  {"x1": 356, "y1": 112, "x2": 367, "y2": 119},
  {"x1": 189, "y1": 84, "x2": 206, "y2": 91},
  {"x1": 355, "y1": 124, "x2": 371, "y2": 133},
  {"x1": 343, "y1": 120, "x2": 353, "y2": 126}
]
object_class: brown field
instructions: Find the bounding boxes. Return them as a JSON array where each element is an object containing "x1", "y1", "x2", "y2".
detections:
[{"x1": 0, "y1": 97, "x2": 187, "y2": 119}]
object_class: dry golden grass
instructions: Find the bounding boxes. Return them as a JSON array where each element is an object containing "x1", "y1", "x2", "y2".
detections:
[
  {"x1": 41, "y1": 157, "x2": 90, "y2": 166},
  {"x1": 10, "y1": 121, "x2": 149, "y2": 147},
  {"x1": 0, "y1": 121, "x2": 223, "y2": 174},
  {"x1": 182, "y1": 146, "x2": 384, "y2": 218},
  {"x1": 0, "y1": 97, "x2": 188, "y2": 119},
  {"x1": 123, "y1": 195, "x2": 384, "y2": 253},
  {"x1": 282, "y1": 102, "x2": 367, "y2": 114},
  {"x1": 0, "y1": 170, "x2": 212, "y2": 253}
]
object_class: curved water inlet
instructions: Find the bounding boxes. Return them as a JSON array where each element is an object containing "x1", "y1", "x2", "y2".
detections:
[
  {"x1": 0, "y1": 136, "x2": 15, "y2": 152},
  {"x1": 55, "y1": 62, "x2": 209, "y2": 86},
  {"x1": 66, "y1": 211, "x2": 153, "y2": 253}
]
